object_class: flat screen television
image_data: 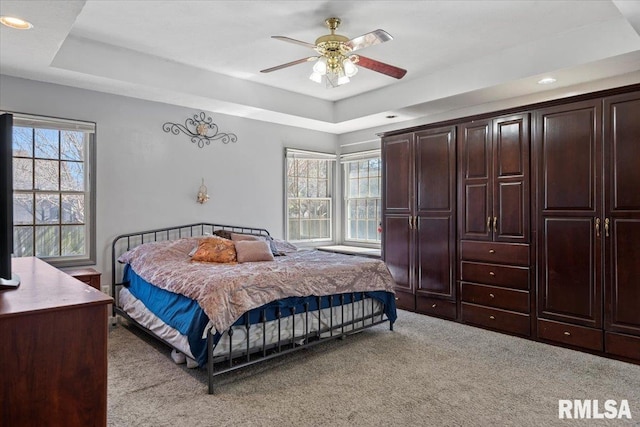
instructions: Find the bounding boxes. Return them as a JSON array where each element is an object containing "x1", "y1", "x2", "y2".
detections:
[{"x1": 0, "y1": 113, "x2": 20, "y2": 289}]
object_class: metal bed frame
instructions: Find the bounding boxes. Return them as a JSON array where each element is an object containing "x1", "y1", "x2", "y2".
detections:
[{"x1": 111, "y1": 222, "x2": 394, "y2": 394}]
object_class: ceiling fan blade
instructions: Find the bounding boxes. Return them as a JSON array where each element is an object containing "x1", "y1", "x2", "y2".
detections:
[
  {"x1": 260, "y1": 57, "x2": 318, "y2": 73},
  {"x1": 356, "y1": 55, "x2": 407, "y2": 79},
  {"x1": 346, "y1": 29, "x2": 393, "y2": 52},
  {"x1": 271, "y1": 36, "x2": 316, "y2": 49}
]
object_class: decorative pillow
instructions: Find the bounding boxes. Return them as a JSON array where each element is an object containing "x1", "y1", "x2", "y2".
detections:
[
  {"x1": 213, "y1": 229, "x2": 233, "y2": 240},
  {"x1": 230, "y1": 232, "x2": 261, "y2": 242},
  {"x1": 191, "y1": 237, "x2": 237, "y2": 263},
  {"x1": 235, "y1": 240, "x2": 275, "y2": 263},
  {"x1": 271, "y1": 238, "x2": 298, "y2": 254}
]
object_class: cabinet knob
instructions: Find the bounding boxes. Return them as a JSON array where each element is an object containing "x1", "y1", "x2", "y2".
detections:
[
  {"x1": 489, "y1": 249, "x2": 495, "y2": 254},
  {"x1": 395, "y1": 297, "x2": 399, "y2": 301},
  {"x1": 489, "y1": 271, "x2": 495, "y2": 276},
  {"x1": 564, "y1": 331, "x2": 571, "y2": 336},
  {"x1": 489, "y1": 293, "x2": 495, "y2": 298},
  {"x1": 431, "y1": 303, "x2": 437, "y2": 308},
  {"x1": 489, "y1": 315, "x2": 495, "y2": 320}
]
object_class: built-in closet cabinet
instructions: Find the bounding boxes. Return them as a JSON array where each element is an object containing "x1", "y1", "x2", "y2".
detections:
[
  {"x1": 534, "y1": 99, "x2": 604, "y2": 350},
  {"x1": 534, "y1": 91, "x2": 640, "y2": 360},
  {"x1": 458, "y1": 114, "x2": 532, "y2": 337},
  {"x1": 380, "y1": 84, "x2": 639, "y2": 365},
  {"x1": 382, "y1": 126, "x2": 457, "y2": 319},
  {"x1": 604, "y1": 92, "x2": 640, "y2": 360},
  {"x1": 458, "y1": 115, "x2": 530, "y2": 243},
  {"x1": 602, "y1": 92, "x2": 640, "y2": 360}
]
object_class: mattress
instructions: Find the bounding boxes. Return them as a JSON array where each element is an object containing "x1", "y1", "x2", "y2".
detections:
[{"x1": 118, "y1": 287, "x2": 383, "y2": 366}]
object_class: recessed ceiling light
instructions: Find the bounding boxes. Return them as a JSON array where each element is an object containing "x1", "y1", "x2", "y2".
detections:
[
  {"x1": 0, "y1": 16, "x2": 33, "y2": 30},
  {"x1": 386, "y1": 115, "x2": 398, "y2": 119},
  {"x1": 538, "y1": 77, "x2": 556, "y2": 85}
]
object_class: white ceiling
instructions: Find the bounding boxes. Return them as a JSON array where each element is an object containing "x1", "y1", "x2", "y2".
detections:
[{"x1": 1, "y1": 0, "x2": 640, "y2": 135}]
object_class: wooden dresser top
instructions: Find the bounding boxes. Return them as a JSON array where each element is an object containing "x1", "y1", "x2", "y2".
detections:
[{"x1": 0, "y1": 257, "x2": 112, "y2": 318}]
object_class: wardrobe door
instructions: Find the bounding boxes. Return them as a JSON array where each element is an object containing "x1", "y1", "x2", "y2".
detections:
[
  {"x1": 535, "y1": 100, "x2": 603, "y2": 329},
  {"x1": 414, "y1": 127, "x2": 456, "y2": 301},
  {"x1": 382, "y1": 133, "x2": 415, "y2": 310},
  {"x1": 384, "y1": 214, "x2": 414, "y2": 310},
  {"x1": 493, "y1": 114, "x2": 529, "y2": 243},
  {"x1": 382, "y1": 134, "x2": 413, "y2": 214},
  {"x1": 604, "y1": 92, "x2": 640, "y2": 346},
  {"x1": 459, "y1": 120, "x2": 492, "y2": 241}
]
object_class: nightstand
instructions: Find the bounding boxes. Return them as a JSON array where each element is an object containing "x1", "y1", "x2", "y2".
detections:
[{"x1": 65, "y1": 267, "x2": 101, "y2": 290}]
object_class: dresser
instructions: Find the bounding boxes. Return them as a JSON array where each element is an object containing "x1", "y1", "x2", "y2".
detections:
[{"x1": 0, "y1": 257, "x2": 113, "y2": 426}]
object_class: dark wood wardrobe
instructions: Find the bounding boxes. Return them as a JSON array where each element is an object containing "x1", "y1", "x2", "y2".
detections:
[
  {"x1": 382, "y1": 126, "x2": 457, "y2": 319},
  {"x1": 381, "y1": 85, "x2": 640, "y2": 364},
  {"x1": 458, "y1": 114, "x2": 531, "y2": 337}
]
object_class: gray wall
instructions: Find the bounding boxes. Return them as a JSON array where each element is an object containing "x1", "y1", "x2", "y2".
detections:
[{"x1": 0, "y1": 75, "x2": 338, "y2": 287}]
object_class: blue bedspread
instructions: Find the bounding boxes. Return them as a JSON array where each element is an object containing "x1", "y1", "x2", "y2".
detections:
[{"x1": 124, "y1": 265, "x2": 397, "y2": 367}]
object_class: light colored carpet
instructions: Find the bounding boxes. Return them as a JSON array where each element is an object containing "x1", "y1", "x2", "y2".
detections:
[{"x1": 108, "y1": 310, "x2": 640, "y2": 426}]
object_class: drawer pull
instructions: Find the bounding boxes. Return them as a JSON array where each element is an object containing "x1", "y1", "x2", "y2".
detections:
[
  {"x1": 489, "y1": 293, "x2": 495, "y2": 298},
  {"x1": 489, "y1": 271, "x2": 495, "y2": 276},
  {"x1": 489, "y1": 249, "x2": 495, "y2": 254},
  {"x1": 395, "y1": 297, "x2": 399, "y2": 301},
  {"x1": 563, "y1": 331, "x2": 571, "y2": 336},
  {"x1": 489, "y1": 315, "x2": 495, "y2": 320},
  {"x1": 431, "y1": 303, "x2": 437, "y2": 308}
]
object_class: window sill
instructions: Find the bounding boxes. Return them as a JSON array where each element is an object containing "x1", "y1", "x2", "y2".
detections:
[{"x1": 316, "y1": 245, "x2": 381, "y2": 259}]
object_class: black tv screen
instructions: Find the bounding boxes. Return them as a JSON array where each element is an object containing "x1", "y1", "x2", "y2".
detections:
[{"x1": 1, "y1": 113, "x2": 20, "y2": 288}]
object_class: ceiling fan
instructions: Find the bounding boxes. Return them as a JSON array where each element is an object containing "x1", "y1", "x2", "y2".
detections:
[{"x1": 260, "y1": 17, "x2": 407, "y2": 87}]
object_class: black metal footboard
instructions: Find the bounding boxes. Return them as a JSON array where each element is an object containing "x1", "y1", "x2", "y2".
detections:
[{"x1": 206, "y1": 292, "x2": 393, "y2": 394}]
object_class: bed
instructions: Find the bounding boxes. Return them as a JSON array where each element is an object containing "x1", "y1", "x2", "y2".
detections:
[{"x1": 111, "y1": 223, "x2": 397, "y2": 393}]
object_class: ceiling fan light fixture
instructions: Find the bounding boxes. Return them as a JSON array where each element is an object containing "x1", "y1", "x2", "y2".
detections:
[
  {"x1": 337, "y1": 74, "x2": 350, "y2": 86},
  {"x1": 309, "y1": 71, "x2": 323, "y2": 83},
  {"x1": 343, "y1": 58, "x2": 358, "y2": 77},
  {"x1": 313, "y1": 57, "x2": 327, "y2": 75},
  {"x1": 262, "y1": 17, "x2": 407, "y2": 87}
]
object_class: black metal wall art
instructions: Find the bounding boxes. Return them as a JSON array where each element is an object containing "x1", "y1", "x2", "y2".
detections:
[{"x1": 163, "y1": 112, "x2": 238, "y2": 148}]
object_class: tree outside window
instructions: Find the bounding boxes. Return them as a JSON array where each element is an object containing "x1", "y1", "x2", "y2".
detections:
[
  {"x1": 343, "y1": 154, "x2": 382, "y2": 245},
  {"x1": 285, "y1": 149, "x2": 335, "y2": 242},
  {"x1": 10, "y1": 114, "x2": 95, "y2": 266}
]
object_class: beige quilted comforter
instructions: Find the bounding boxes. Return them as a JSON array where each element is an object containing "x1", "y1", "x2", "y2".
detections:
[{"x1": 118, "y1": 238, "x2": 396, "y2": 333}]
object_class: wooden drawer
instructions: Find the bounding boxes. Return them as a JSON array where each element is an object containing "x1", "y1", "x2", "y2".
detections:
[
  {"x1": 605, "y1": 332, "x2": 640, "y2": 361},
  {"x1": 416, "y1": 296, "x2": 457, "y2": 320},
  {"x1": 537, "y1": 319, "x2": 603, "y2": 352},
  {"x1": 460, "y1": 241, "x2": 529, "y2": 266},
  {"x1": 394, "y1": 291, "x2": 415, "y2": 312},
  {"x1": 461, "y1": 283, "x2": 529, "y2": 313},
  {"x1": 65, "y1": 268, "x2": 101, "y2": 290},
  {"x1": 460, "y1": 261, "x2": 529, "y2": 290},
  {"x1": 461, "y1": 303, "x2": 530, "y2": 336}
]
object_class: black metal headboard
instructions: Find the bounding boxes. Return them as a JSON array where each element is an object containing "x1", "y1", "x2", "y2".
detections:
[{"x1": 110, "y1": 222, "x2": 270, "y2": 314}]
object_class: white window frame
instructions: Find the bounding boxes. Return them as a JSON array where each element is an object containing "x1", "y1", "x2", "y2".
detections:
[
  {"x1": 284, "y1": 148, "x2": 336, "y2": 245},
  {"x1": 341, "y1": 149, "x2": 382, "y2": 247},
  {"x1": 8, "y1": 112, "x2": 96, "y2": 267}
]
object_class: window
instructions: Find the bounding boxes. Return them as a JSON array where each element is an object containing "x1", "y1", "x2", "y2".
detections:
[
  {"x1": 342, "y1": 150, "x2": 382, "y2": 245},
  {"x1": 285, "y1": 148, "x2": 336, "y2": 243},
  {"x1": 10, "y1": 113, "x2": 96, "y2": 266}
]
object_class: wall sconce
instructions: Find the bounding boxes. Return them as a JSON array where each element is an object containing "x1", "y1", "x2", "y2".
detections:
[{"x1": 196, "y1": 178, "x2": 209, "y2": 204}]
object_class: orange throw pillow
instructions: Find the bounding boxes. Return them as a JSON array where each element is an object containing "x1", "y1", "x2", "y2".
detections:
[{"x1": 191, "y1": 236, "x2": 237, "y2": 263}]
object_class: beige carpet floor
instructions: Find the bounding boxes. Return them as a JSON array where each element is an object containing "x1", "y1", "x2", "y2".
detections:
[{"x1": 107, "y1": 310, "x2": 640, "y2": 426}]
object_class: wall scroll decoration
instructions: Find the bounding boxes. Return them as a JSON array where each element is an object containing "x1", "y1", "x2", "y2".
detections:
[{"x1": 163, "y1": 112, "x2": 237, "y2": 148}]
